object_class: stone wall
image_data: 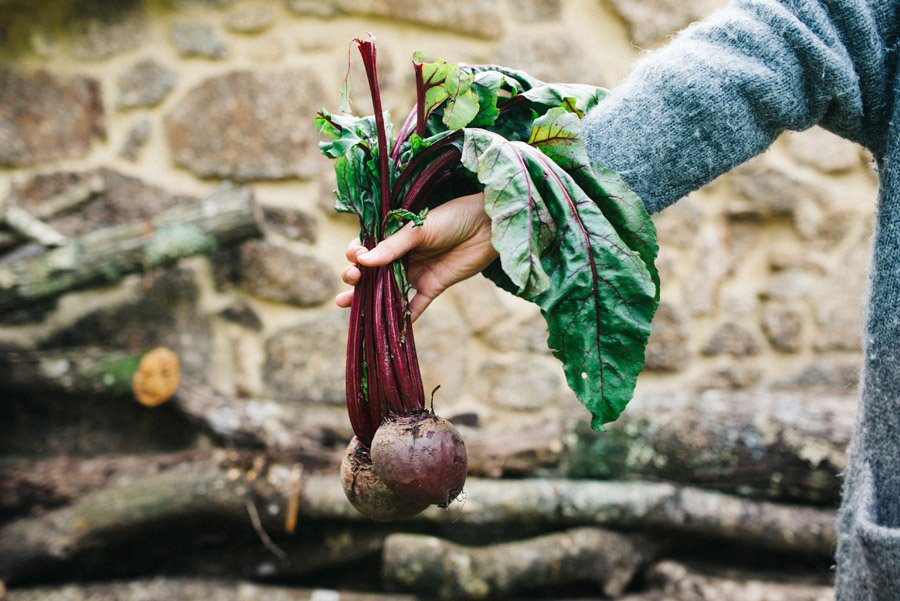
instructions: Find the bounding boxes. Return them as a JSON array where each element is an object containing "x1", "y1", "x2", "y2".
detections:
[{"x1": 0, "y1": 0, "x2": 875, "y2": 460}]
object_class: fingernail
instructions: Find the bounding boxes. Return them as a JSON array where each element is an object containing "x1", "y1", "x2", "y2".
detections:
[{"x1": 357, "y1": 250, "x2": 373, "y2": 261}]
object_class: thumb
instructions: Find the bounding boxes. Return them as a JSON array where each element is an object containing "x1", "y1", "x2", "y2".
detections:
[{"x1": 356, "y1": 222, "x2": 424, "y2": 266}]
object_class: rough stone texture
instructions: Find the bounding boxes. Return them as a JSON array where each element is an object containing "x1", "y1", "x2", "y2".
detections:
[
  {"x1": 165, "y1": 70, "x2": 326, "y2": 180},
  {"x1": 478, "y1": 355, "x2": 564, "y2": 411},
  {"x1": 683, "y1": 223, "x2": 731, "y2": 315},
  {"x1": 702, "y1": 322, "x2": 761, "y2": 357},
  {"x1": 237, "y1": 240, "x2": 336, "y2": 307},
  {"x1": 493, "y1": 33, "x2": 608, "y2": 86},
  {"x1": 652, "y1": 196, "x2": 703, "y2": 248},
  {"x1": 786, "y1": 126, "x2": 862, "y2": 173},
  {"x1": 117, "y1": 60, "x2": 178, "y2": 109},
  {"x1": 810, "y1": 244, "x2": 868, "y2": 352},
  {"x1": 0, "y1": 68, "x2": 104, "y2": 167},
  {"x1": 782, "y1": 356, "x2": 862, "y2": 390},
  {"x1": 759, "y1": 269, "x2": 814, "y2": 302},
  {"x1": 170, "y1": 21, "x2": 228, "y2": 58},
  {"x1": 509, "y1": 0, "x2": 563, "y2": 23},
  {"x1": 165, "y1": 0, "x2": 234, "y2": 8},
  {"x1": 413, "y1": 298, "x2": 470, "y2": 408},
  {"x1": 768, "y1": 248, "x2": 829, "y2": 274},
  {"x1": 118, "y1": 119, "x2": 152, "y2": 161},
  {"x1": 248, "y1": 38, "x2": 285, "y2": 62},
  {"x1": 41, "y1": 268, "x2": 213, "y2": 381},
  {"x1": 9, "y1": 169, "x2": 191, "y2": 236},
  {"x1": 224, "y1": 3, "x2": 276, "y2": 33},
  {"x1": 449, "y1": 275, "x2": 516, "y2": 335},
  {"x1": 218, "y1": 301, "x2": 263, "y2": 331},
  {"x1": 728, "y1": 161, "x2": 822, "y2": 218},
  {"x1": 793, "y1": 196, "x2": 852, "y2": 246},
  {"x1": 698, "y1": 364, "x2": 763, "y2": 390},
  {"x1": 261, "y1": 206, "x2": 317, "y2": 243},
  {"x1": 761, "y1": 303, "x2": 804, "y2": 353},
  {"x1": 65, "y1": 0, "x2": 149, "y2": 60},
  {"x1": 604, "y1": 0, "x2": 726, "y2": 47},
  {"x1": 644, "y1": 302, "x2": 689, "y2": 371},
  {"x1": 263, "y1": 310, "x2": 348, "y2": 404},
  {"x1": 284, "y1": 0, "x2": 504, "y2": 38},
  {"x1": 483, "y1": 307, "x2": 551, "y2": 354}
]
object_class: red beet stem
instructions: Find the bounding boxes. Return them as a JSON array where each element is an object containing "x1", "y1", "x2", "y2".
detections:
[
  {"x1": 346, "y1": 36, "x2": 433, "y2": 448},
  {"x1": 414, "y1": 61, "x2": 427, "y2": 138},
  {"x1": 355, "y1": 36, "x2": 392, "y2": 218}
]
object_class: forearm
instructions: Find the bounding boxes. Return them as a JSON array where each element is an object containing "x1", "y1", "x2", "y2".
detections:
[{"x1": 583, "y1": 0, "x2": 895, "y2": 213}]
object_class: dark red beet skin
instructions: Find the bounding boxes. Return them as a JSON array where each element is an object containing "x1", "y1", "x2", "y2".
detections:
[
  {"x1": 370, "y1": 412, "x2": 468, "y2": 507},
  {"x1": 340, "y1": 436, "x2": 430, "y2": 522}
]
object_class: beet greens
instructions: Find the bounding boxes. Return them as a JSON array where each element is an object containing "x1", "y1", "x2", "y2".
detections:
[{"x1": 317, "y1": 36, "x2": 659, "y2": 445}]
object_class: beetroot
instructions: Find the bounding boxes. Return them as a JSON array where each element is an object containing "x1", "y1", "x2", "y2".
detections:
[
  {"x1": 340, "y1": 436, "x2": 430, "y2": 522},
  {"x1": 319, "y1": 36, "x2": 470, "y2": 521},
  {"x1": 371, "y1": 412, "x2": 467, "y2": 507}
]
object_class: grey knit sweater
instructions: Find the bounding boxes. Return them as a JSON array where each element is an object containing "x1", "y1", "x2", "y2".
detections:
[{"x1": 582, "y1": 1, "x2": 900, "y2": 598}]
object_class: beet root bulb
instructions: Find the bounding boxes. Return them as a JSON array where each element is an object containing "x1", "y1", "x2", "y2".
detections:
[
  {"x1": 370, "y1": 412, "x2": 467, "y2": 507},
  {"x1": 340, "y1": 436, "x2": 430, "y2": 522}
]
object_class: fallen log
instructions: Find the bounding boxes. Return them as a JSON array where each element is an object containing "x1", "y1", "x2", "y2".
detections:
[
  {"x1": 302, "y1": 475, "x2": 838, "y2": 558},
  {"x1": 3, "y1": 579, "x2": 419, "y2": 601},
  {"x1": 0, "y1": 185, "x2": 261, "y2": 314},
  {"x1": 2, "y1": 207, "x2": 67, "y2": 247},
  {"x1": 0, "y1": 175, "x2": 104, "y2": 252},
  {"x1": 567, "y1": 389, "x2": 854, "y2": 504},
  {"x1": 0, "y1": 451, "x2": 837, "y2": 583},
  {"x1": 0, "y1": 346, "x2": 180, "y2": 407},
  {"x1": 383, "y1": 528, "x2": 652, "y2": 599},
  {"x1": 0, "y1": 451, "x2": 209, "y2": 519},
  {"x1": 621, "y1": 560, "x2": 834, "y2": 601}
]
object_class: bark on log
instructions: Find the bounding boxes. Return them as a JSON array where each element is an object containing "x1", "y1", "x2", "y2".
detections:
[
  {"x1": 567, "y1": 389, "x2": 855, "y2": 504},
  {"x1": 0, "y1": 451, "x2": 209, "y2": 518},
  {"x1": 621, "y1": 560, "x2": 833, "y2": 601},
  {"x1": 0, "y1": 451, "x2": 837, "y2": 584},
  {"x1": 0, "y1": 175, "x2": 104, "y2": 252},
  {"x1": 383, "y1": 528, "x2": 652, "y2": 599},
  {"x1": 0, "y1": 452, "x2": 381, "y2": 584},
  {"x1": 4, "y1": 579, "x2": 419, "y2": 601},
  {"x1": 304, "y1": 476, "x2": 837, "y2": 557},
  {"x1": 0, "y1": 347, "x2": 160, "y2": 400},
  {"x1": 0, "y1": 185, "x2": 261, "y2": 314},
  {"x1": 2, "y1": 207, "x2": 68, "y2": 247}
]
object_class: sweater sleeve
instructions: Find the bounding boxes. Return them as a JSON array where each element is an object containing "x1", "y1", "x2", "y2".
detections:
[{"x1": 582, "y1": 0, "x2": 897, "y2": 213}]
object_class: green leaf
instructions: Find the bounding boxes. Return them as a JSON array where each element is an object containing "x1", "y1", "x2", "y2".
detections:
[
  {"x1": 462, "y1": 64, "x2": 544, "y2": 92},
  {"x1": 383, "y1": 207, "x2": 428, "y2": 237},
  {"x1": 462, "y1": 127, "x2": 657, "y2": 429},
  {"x1": 528, "y1": 107, "x2": 583, "y2": 163},
  {"x1": 315, "y1": 109, "x2": 378, "y2": 159},
  {"x1": 469, "y1": 71, "x2": 504, "y2": 127},
  {"x1": 522, "y1": 147, "x2": 657, "y2": 428},
  {"x1": 416, "y1": 58, "x2": 481, "y2": 131},
  {"x1": 461, "y1": 129, "x2": 555, "y2": 296},
  {"x1": 521, "y1": 83, "x2": 608, "y2": 117},
  {"x1": 334, "y1": 145, "x2": 380, "y2": 238},
  {"x1": 528, "y1": 108, "x2": 659, "y2": 297}
]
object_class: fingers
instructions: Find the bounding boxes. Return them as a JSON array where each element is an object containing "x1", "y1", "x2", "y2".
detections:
[
  {"x1": 345, "y1": 238, "x2": 365, "y2": 263},
  {"x1": 356, "y1": 222, "x2": 423, "y2": 267},
  {"x1": 335, "y1": 289, "x2": 354, "y2": 308},
  {"x1": 341, "y1": 264, "x2": 361, "y2": 286},
  {"x1": 408, "y1": 291, "x2": 434, "y2": 323}
]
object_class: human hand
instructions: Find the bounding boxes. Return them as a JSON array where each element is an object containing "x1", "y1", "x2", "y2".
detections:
[{"x1": 335, "y1": 193, "x2": 497, "y2": 322}]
